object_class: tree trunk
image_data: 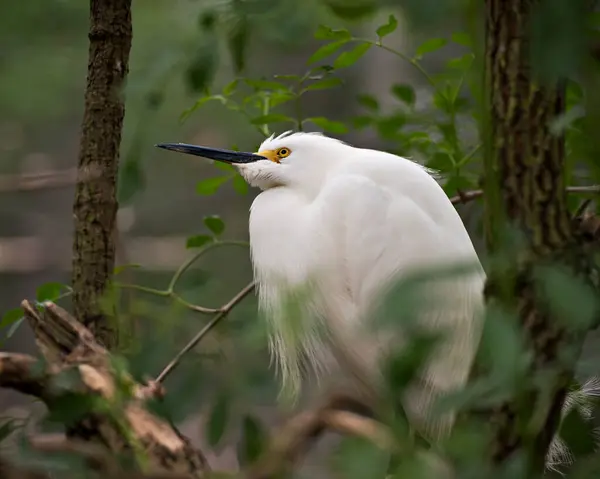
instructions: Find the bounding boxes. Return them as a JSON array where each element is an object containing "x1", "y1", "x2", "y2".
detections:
[
  {"x1": 482, "y1": 0, "x2": 591, "y2": 473},
  {"x1": 72, "y1": 0, "x2": 133, "y2": 349}
]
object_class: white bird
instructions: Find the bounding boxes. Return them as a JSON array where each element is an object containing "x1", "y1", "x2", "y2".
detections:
[{"x1": 157, "y1": 131, "x2": 486, "y2": 438}]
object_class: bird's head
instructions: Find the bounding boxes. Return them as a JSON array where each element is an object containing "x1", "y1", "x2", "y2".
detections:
[{"x1": 156, "y1": 131, "x2": 349, "y2": 192}]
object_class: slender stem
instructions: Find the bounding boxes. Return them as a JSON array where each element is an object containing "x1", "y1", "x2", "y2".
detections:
[
  {"x1": 168, "y1": 240, "x2": 248, "y2": 292},
  {"x1": 155, "y1": 281, "x2": 256, "y2": 383},
  {"x1": 355, "y1": 38, "x2": 438, "y2": 89},
  {"x1": 449, "y1": 185, "x2": 600, "y2": 205},
  {"x1": 114, "y1": 240, "x2": 249, "y2": 315},
  {"x1": 114, "y1": 283, "x2": 169, "y2": 297}
]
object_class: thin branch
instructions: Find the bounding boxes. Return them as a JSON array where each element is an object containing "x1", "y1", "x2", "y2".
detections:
[
  {"x1": 449, "y1": 185, "x2": 600, "y2": 205},
  {"x1": 245, "y1": 395, "x2": 400, "y2": 479},
  {"x1": 155, "y1": 281, "x2": 255, "y2": 383},
  {"x1": 0, "y1": 169, "x2": 77, "y2": 193},
  {"x1": 114, "y1": 240, "x2": 249, "y2": 315}
]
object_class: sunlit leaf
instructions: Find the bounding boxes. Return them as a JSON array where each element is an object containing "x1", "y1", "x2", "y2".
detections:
[
  {"x1": 391, "y1": 83, "x2": 416, "y2": 106},
  {"x1": 307, "y1": 117, "x2": 348, "y2": 133},
  {"x1": 36, "y1": 282, "x2": 66, "y2": 302},
  {"x1": 376, "y1": 14, "x2": 398, "y2": 39},
  {"x1": 308, "y1": 40, "x2": 349, "y2": 64},
  {"x1": 196, "y1": 176, "x2": 229, "y2": 195},
  {"x1": 333, "y1": 42, "x2": 371, "y2": 69},
  {"x1": 186, "y1": 235, "x2": 213, "y2": 249},
  {"x1": 415, "y1": 38, "x2": 447, "y2": 59}
]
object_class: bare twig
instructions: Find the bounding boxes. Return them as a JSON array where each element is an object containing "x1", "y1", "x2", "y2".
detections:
[
  {"x1": 0, "y1": 169, "x2": 77, "y2": 193},
  {"x1": 0, "y1": 300, "x2": 212, "y2": 477},
  {"x1": 114, "y1": 240, "x2": 249, "y2": 315},
  {"x1": 449, "y1": 185, "x2": 600, "y2": 205},
  {"x1": 245, "y1": 395, "x2": 398, "y2": 479},
  {"x1": 155, "y1": 282, "x2": 255, "y2": 383}
]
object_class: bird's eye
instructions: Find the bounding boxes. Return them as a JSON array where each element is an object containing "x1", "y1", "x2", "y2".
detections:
[{"x1": 277, "y1": 148, "x2": 291, "y2": 158}]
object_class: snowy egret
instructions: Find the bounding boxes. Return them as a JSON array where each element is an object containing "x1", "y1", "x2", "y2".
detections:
[{"x1": 157, "y1": 131, "x2": 486, "y2": 438}]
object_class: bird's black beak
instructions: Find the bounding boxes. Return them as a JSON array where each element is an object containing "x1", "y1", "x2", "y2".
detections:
[{"x1": 155, "y1": 143, "x2": 267, "y2": 164}]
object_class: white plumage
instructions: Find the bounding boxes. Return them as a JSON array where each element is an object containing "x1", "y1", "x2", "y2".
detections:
[
  {"x1": 157, "y1": 131, "x2": 598, "y2": 460},
  {"x1": 238, "y1": 131, "x2": 486, "y2": 436}
]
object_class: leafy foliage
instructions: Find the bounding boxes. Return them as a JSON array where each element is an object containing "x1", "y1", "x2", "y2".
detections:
[{"x1": 3, "y1": 1, "x2": 600, "y2": 478}]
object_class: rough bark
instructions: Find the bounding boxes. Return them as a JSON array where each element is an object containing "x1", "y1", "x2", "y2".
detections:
[
  {"x1": 0, "y1": 301, "x2": 211, "y2": 478},
  {"x1": 482, "y1": 0, "x2": 594, "y2": 473},
  {"x1": 72, "y1": 0, "x2": 133, "y2": 348}
]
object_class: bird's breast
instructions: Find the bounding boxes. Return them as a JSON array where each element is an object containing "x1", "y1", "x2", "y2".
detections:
[{"x1": 249, "y1": 190, "x2": 327, "y2": 289}]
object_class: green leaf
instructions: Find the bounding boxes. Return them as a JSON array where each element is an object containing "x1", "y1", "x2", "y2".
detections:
[
  {"x1": 304, "y1": 77, "x2": 343, "y2": 91},
  {"x1": 352, "y1": 115, "x2": 373, "y2": 129},
  {"x1": 426, "y1": 151, "x2": 454, "y2": 171},
  {"x1": 314, "y1": 25, "x2": 351, "y2": 41},
  {"x1": 206, "y1": 392, "x2": 230, "y2": 448},
  {"x1": 376, "y1": 113, "x2": 406, "y2": 139},
  {"x1": 391, "y1": 83, "x2": 416, "y2": 106},
  {"x1": 185, "y1": 41, "x2": 219, "y2": 93},
  {"x1": 558, "y1": 407, "x2": 596, "y2": 458},
  {"x1": 324, "y1": 0, "x2": 377, "y2": 20},
  {"x1": 204, "y1": 215, "x2": 225, "y2": 236},
  {"x1": 451, "y1": 31, "x2": 472, "y2": 47},
  {"x1": 196, "y1": 176, "x2": 229, "y2": 195},
  {"x1": 237, "y1": 415, "x2": 267, "y2": 466},
  {"x1": 232, "y1": 174, "x2": 249, "y2": 195},
  {"x1": 415, "y1": 38, "x2": 447, "y2": 59},
  {"x1": 446, "y1": 53, "x2": 474, "y2": 71},
  {"x1": 250, "y1": 114, "x2": 293, "y2": 125},
  {"x1": 6, "y1": 317, "x2": 24, "y2": 338},
  {"x1": 376, "y1": 14, "x2": 398, "y2": 39},
  {"x1": 186, "y1": 235, "x2": 213, "y2": 249},
  {"x1": 308, "y1": 40, "x2": 349, "y2": 64},
  {"x1": 222, "y1": 79, "x2": 239, "y2": 96},
  {"x1": 226, "y1": 16, "x2": 248, "y2": 74},
  {"x1": 36, "y1": 282, "x2": 65, "y2": 302},
  {"x1": 356, "y1": 93, "x2": 379, "y2": 111},
  {"x1": 243, "y1": 79, "x2": 288, "y2": 91},
  {"x1": 534, "y1": 264, "x2": 599, "y2": 331},
  {"x1": 308, "y1": 117, "x2": 348, "y2": 134},
  {"x1": 333, "y1": 42, "x2": 371, "y2": 69},
  {"x1": 214, "y1": 161, "x2": 235, "y2": 172},
  {"x1": 1, "y1": 308, "x2": 23, "y2": 329}
]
